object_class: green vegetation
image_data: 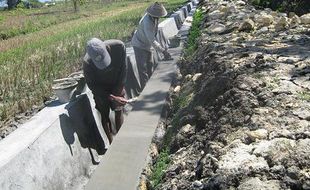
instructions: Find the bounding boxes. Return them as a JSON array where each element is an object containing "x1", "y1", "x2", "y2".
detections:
[
  {"x1": 150, "y1": 85, "x2": 193, "y2": 189},
  {"x1": 298, "y1": 91, "x2": 310, "y2": 102},
  {"x1": 250, "y1": 0, "x2": 309, "y2": 15},
  {"x1": 150, "y1": 148, "x2": 170, "y2": 189},
  {"x1": 0, "y1": 0, "x2": 186, "y2": 123},
  {"x1": 0, "y1": 1, "x2": 135, "y2": 40},
  {"x1": 185, "y1": 8, "x2": 203, "y2": 57}
]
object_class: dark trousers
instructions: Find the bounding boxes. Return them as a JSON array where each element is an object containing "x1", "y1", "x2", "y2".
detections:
[{"x1": 133, "y1": 46, "x2": 154, "y2": 92}]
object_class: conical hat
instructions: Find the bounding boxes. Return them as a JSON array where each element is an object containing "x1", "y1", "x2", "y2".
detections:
[{"x1": 146, "y1": 2, "x2": 167, "y2": 17}]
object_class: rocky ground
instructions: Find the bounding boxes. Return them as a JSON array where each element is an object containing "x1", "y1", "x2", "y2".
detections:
[{"x1": 147, "y1": 0, "x2": 310, "y2": 189}]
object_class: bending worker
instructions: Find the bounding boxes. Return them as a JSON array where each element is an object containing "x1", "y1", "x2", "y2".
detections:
[
  {"x1": 132, "y1": 2, "x2": 172, "y2": 92},
  {"x1": 83, "y1": 38, "x2": 127, "y2": 144}
]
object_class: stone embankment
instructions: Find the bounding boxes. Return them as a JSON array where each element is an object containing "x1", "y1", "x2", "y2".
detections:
[{"x1": 151, "y1": 0, "x2": 310, "y2": 189}]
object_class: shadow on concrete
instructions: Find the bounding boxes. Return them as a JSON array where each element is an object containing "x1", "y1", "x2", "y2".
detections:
[
  {"x1": 59, "y1": 94, "x2": 106, "y2": 165},
  {"x1": 132, "y1": 90, "x2": 168, "y2": 115}
]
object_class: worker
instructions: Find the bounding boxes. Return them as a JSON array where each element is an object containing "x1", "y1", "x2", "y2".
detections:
[
  {"x1": 132, "y1": 2, "x2": 172, "y2": 92},
  {"x1": 83, "y1": 38, "x2": 127, "y2": 144}
]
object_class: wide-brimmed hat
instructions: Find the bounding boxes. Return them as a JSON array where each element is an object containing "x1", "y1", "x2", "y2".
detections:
[
  {"x1": 146, "y1": 2, "x2": 167, "y2": 17},
  {"x1": 84, "y1": 38, "x2": 111, "y2": 70}
]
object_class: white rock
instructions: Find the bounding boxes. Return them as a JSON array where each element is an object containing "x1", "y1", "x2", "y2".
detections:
[
  {"x1": 208, "y1": 10, "x2": 224, "y2": 20},
  {"x1": 218, "y1": 143, "x2": 269, "y2": 175},
  {"x1": 192, "y1": 73, "x2": 202, "y2": 82},
  {"x1": 256, "y1": 26, "x2": 269, "y2": 34},
  {"x1": 236, "y1": 0, "x2": 246, "y2": 6},
  {"x1": 246, "y1": 128, "x2": 268, "y2": 140},
  {"x1": 236, "y1": 12, "x2": 249, "y2": 20},
  {"x1": 185, "y1": 74, "x2": 192, "y2": 80},
  {"x1": 279, "y1": 13, "x2": 288, "y2": 17},
  {"x1": 173, "y1": 85, "x2": 181, "y2": 93},
  {"x1": 256, "y1": 14, "x2": 274, "y2": 26},
  {"x1": 193, "y1": 180, "x2": 203, "y2": 187},
  {"x1": 253, "y1": 138, "x2": 297, "y2": 164},
  {"x1": 219, "y1": 5, "x2": 228, "y2": 13},
  {"x1": 292, "y1": 108, "x2": 310, "y2": 120},
  {"x1": 238, "y1": 177, "x2": 281, "y2": 190},
  {"x1": 300, "y1": 13, "x2": 310, "y2": 24},
  {"x1": 180, "y1": 124, "x2": 193, "y2": 134},
  {"x1": 208, "y1": 23, "x2": 227, "y2": 34}
]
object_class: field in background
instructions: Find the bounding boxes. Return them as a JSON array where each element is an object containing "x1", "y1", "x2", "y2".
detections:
[{"x1": 0, "y1": 0, "x2": 186, "y2": 127}]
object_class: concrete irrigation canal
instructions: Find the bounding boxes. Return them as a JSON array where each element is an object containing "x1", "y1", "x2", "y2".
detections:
[{"x1": 0, "y1": 1, "x2": 200, "y2": 189}]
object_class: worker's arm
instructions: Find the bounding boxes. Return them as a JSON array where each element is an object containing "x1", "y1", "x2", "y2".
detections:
[{"x1": 143, "y1": 17, "x2": 166, "y2": 53}]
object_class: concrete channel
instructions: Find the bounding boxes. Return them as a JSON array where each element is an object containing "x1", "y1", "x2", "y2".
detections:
[{"x1": 0, "y1": 1, "x2": 200, "y2": 189}]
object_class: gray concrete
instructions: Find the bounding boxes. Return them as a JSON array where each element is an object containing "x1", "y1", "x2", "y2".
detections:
[
  {"x1": 175, "y1": 10, "x2": 186, "y2": 22},
  {"x1": 85, "y1": 45, "x2": 182, "y2": 190},
  {"x1": 178, "y1": 8, "x2": 196, "y2": 37},
  {"x1": 158, "y1": 18, "x2": 179, "y2": 39},
  {"x1": 0, "y1": 92, "x2": 107, "y2": 190}
]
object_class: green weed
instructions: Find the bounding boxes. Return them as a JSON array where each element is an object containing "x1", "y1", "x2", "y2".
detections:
[
  {"x1": 185, "y1": 8, "x2": 203, "y2": 57},
  {"x1": 150, "y1": 148, "x2": 170, "y2": 189},
  {"x1": 298, "y1": 91, "x2": 310, "y2": 102}
]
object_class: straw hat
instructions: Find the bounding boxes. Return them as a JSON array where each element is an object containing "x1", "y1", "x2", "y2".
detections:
[
  {"x1": 146, "y1": 2, "x2": 167, "y2": 18},
  {"x1": 84, "y1": 38, "x2": 111, "y2": 70}
]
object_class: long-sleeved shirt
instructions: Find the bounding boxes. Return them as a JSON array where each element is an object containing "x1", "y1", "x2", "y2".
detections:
[
  {"x1": 131, "y1": 13, "x2": 165, "y2": 53},
  {"x1": 83, "y1": 39, "x2": 127, "y2": 97}
]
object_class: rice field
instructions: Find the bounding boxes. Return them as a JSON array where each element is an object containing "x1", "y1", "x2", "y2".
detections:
[{"x1": 0, "y1": 0, "x2": 186, "y2": 126}]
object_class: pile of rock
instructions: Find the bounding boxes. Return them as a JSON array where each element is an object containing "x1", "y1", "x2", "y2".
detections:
[{"x1": 151, "y1": 0, "x2": 310, "y2": 189}]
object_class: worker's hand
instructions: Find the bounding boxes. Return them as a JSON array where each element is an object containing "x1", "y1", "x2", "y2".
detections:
[
  {"x1": 163, "y1": 50, "x2": 173, "y2": 61},
  {"x1": 109, "y1": 94, "x2": 127, "y2": 105}
]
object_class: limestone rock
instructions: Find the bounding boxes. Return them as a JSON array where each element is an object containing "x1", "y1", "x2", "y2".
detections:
[
  {"x1": 256, "y1": 26, "x2": 269, "y2": 34},
  {"x1": 185, "y1": 74, "x2": 192, "y2": 80},
  {"x1": 208, "y1": 10, "x2": 224, "y2": 20},
  {"x1": 193, "y1": 180, "x2": 203, "y2": 188},
  {"x1": 256, "y1": 14, "x2": 274, "y2": 26},
  {"x1": 246, "y1": 128, "x2": 268, "y2": 141},
  {"x1": 218, "y1": 143, "x2": 269, "y2": 175},
  {"x1": 275, "y1": 17, "x2": 289, "y2": 31},
  {"x1": 292, "y1": 108, "x2": 310, "y2": 120},
  {"x1": 174, "y1": 85, "x2": 181, "y2": 93},
  {"x1": 192, "y1": 73, "x2": 202, "y2": 82},
  {"x1": 236, "y1": 0, "x2": 246, "y2": 6},
  {"x1": 236, "y1": 12, "x2": 249, "y2": 20},
  {"x1": 292, "y1": 139, "x2": 310, "y2": 167},
  {"x1": 239, "y1": 19, "x2": 255, "y2": 32},
  {"x1": 180, "y1": 124, "x2": 194, "y2": 135},
  {"x1": 207, "y1": 23, "x2": 226, "y2": 34},
  {"x1": 238, "y1": 178, "x2": 281, "y2": 190},
  {"x1": 300, "y1": 13, "x2": 310, "y2": 25},
  {"x1": 254, "y1": 138, "x2": 296, "y2": 165}
]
